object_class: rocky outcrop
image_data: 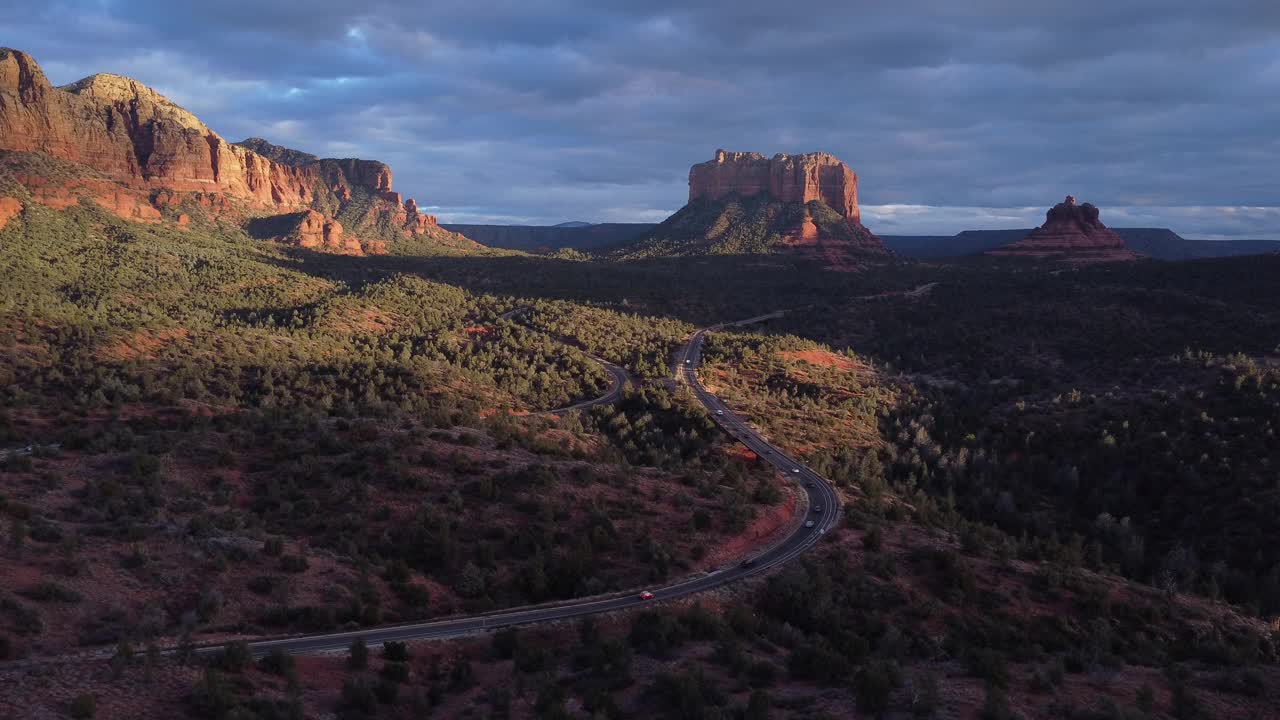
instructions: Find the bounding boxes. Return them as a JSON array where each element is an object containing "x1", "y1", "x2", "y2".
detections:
[
  {"x1": 0, "y1": 48, "x2": 475, "y2": 255},
  {"x1": 233, "y1": 137, "x2": 318, "y2": 167},
  {"x1": 0, "y1": 196, "x2": 21, "y2": 230},
  {"x1": 620, "y1": 150, "x2": 884, "y2": 269},
  {"x1": 689, "y1": 149, "x2": 862, "y2": 221},
  {"x1": 284, "y1": 210, "x2": 361, "y2": 255},
  {"x1": 987, "y1": 196, "x2": 1139, "y2": 263}
]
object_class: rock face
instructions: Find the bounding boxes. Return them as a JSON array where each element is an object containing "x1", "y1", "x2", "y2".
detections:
[
  {"x1": 0, "y1": 196, "x2": 21, "y2": 231},
  {"x1": 0, "y1": 48, "x2": 475, "y2": 255},
  {"x1": 233, "y1": 137, "x2": 318, "y2": 167},
  {"x1": 282, "y1": 210, "x2": 361, "y2": 255},
  {"x1": 690, "y1": 149, "x2": 862, "y2": 221},
  {"x1": 622, "y1": 150, "x2": 884, "y2": 268},
  {"x1": 987, "y1": 196, "x2": 1139, "y2": 263}
]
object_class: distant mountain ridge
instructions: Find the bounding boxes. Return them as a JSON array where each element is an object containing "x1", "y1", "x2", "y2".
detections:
[
  {"x1": 442, "y1": 223, "x2": 654, "y2": 253},
  {"x1": 884, "y1": 228, "x2": 1280, "y2": 261},
  {"x1": 984, "y1": 196, "x2": 1138, "y2": 263}
]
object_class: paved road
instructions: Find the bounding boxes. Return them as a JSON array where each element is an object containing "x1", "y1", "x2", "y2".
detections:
[
  {"x1": 499, "y1": 307, "x2": 630, "y2": 416},
  {"x1": 174, "y1": 316, "x2": 840, "y2": 658},
  {"x1": 0, "y1": 315, "x2": 836, "y2": 666},
  {"x1": 0, "y1": 443, "x2": 59, "y2": 462}
]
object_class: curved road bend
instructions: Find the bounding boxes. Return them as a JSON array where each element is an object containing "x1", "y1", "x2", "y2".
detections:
[
  {"x1": 191, "y1": 318, "x2": 840, "y2": 658},
  {"x1": 0, "y1": 312, "x2": 849, "y2": 668},
  {"x1": 499, "y1": 306, "x2": 630, "y2": 416}
]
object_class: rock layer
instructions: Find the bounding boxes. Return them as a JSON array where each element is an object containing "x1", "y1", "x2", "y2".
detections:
[
  {"x1": 283, "y1": 210, "x2": 362, "y2": 255},
  {"x1": 623, "y1": 150, "x2": 886, "y2": 269},
  {"x1": 987, "y1": 196, "x2": 1139, "y2": 263},
  {"x1": 0, "y1": 48, "x2": 473, "y2": 255},
  {"x1": 689, "y1": 149, "x2": 862, "y2": 221},
  {"x1": 0, "y1": 196, "x2": 21, "y2": 231}
]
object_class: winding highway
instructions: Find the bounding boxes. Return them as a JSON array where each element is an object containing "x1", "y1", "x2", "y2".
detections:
[
  {"x1": 499, "y1": 306, "x2": 631, "y2": 416},
  {"x1": 5, "y1": 313, "x2": 840, "y2": 665},
  {"x1": 184, "y1": 314, "x2": 842, "y2": 658}
]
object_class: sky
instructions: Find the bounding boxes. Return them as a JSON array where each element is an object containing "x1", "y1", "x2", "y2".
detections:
[{"x1": 6, "y1": 0, "x2": 1280, "y2": 238}]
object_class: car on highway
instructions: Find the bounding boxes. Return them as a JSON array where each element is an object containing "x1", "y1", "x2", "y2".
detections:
[
  {"x1": 639, "y1": 591, "x2": 654, "y2": 601},
  {"x1": 685, "y1": 359, "x2": 691, "y2": 364},
  {"x1": 740, "y1": 558, "x2": 755, "y2": 568},
  {"x1": 805, "y1": 481, "x2": 814, "y2": 488},
  {"x1": 716, "y1": 410, "x2": 724, "y2": 415},
  {"x1": 804, "y1": 520, "x2": 815, "y2": 528},
  {"x1": 812, "y1": 506, "x2": 822, "y2": 513},
  {"x1": 792, "y1": 468, "x2": 801, "y2": 474}
]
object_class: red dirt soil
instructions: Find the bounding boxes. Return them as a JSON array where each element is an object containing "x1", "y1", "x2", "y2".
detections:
[{"x1": 778, "y1": 348, "x2": 861, "y2": 371}]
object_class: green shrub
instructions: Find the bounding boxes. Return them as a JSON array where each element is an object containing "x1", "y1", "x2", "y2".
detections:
[
  {"x1": 69, "y1": 693, "x2": 96, "y2": 719},
  {"x1": 348, "y1": 637, "x2": 368, "y2": 670}
]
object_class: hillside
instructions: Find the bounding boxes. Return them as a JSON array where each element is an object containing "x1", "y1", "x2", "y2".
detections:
[
  {"x1": 0, "y1": 200, "x2": 800, "y2": 672},
  {"x1": 3, "y1": 193, "x2": 1280, "y2": 717},
  {"x1": 0, "y1": 48, "x2": 478, "y2": 256},
  {"x1": 886, "y1": 228, "x2": 1280, "y2": 260}
]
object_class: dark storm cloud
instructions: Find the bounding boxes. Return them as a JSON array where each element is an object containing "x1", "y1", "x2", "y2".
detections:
[{"x1": 6, "y1": 0, "x2": 1280, "y2": 235}]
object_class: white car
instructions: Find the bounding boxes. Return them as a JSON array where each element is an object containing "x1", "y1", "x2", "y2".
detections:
[
  {"x1": 792, "y1": 468, "x2": 801, "y2": 474},
  {"x1": 716, "y1": 410, "x2": 724, "y2": 416},
  {"x1": 804, "y1": 520, "x2": 815, "y2": 528}
]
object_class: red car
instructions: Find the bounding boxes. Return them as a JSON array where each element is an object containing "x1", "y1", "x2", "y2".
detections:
[{"x1": 639, "y1": 591, "x2": 654, "y2": 601}]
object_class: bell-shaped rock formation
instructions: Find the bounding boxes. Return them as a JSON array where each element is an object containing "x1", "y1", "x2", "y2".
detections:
[{"x1": 987, "y1": 196, "x2": 1139, "y2": 263}]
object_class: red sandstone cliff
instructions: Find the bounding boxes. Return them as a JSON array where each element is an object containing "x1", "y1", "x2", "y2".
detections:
[
  {"x1": 987, "y1": 196, "x2": 1139, "y2": 263},
  {"x1": 626, "y1": 149, "x2": 884, "y2": 268},
  {"x1": 0, "y1": 48, "x2": 472, "y2": 254},
  {"x1": 689, "y1": 149, "x2": 862, "y2": 222}
]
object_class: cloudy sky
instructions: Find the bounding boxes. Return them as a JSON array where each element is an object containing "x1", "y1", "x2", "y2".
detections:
[{"x1": 8, "y1": 1, "x2": 1280, "y2": 237}]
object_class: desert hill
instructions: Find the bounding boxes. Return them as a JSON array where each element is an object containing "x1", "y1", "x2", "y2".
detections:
[{"x1": 0, "y1": 48, "x2": 476, "y2": 255}]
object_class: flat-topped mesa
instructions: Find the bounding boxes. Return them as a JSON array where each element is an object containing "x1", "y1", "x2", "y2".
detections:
[
  {"x1": 987, "y1": 195, "x2": 1139, "y2": 263},
  {"x1": 619, "y1": 149, "x2": 885, "y2": 269},
  {"x1": 689, "y1": 149, "x2": 861, "y2": 221}
]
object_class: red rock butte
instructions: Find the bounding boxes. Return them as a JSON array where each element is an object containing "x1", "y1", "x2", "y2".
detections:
[
  {"x1": 987, "y1": 195, "x2": 1139, "y2": 263},
  {"x1": 0, "y1": 48, "x2": 471, "y2": 253},
  {"x1": 689, "y1": 149, "x2": 862, "y2": 222}
]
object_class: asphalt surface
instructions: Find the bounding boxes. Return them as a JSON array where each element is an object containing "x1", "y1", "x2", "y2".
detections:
[
  {"x1": 499, "y1": 307, "x2": 630, "y2": 416},
  {"x1": 0, "y1": 443, "x2": 60, "y2": 462},
  {"x1": 190, "y1": 317, "x2": 839, "y2": 658}
]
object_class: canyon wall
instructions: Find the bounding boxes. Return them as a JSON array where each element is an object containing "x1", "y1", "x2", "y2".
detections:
[{"x1": 0, "y1": 48, "x2": 461, "y2": 253}]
